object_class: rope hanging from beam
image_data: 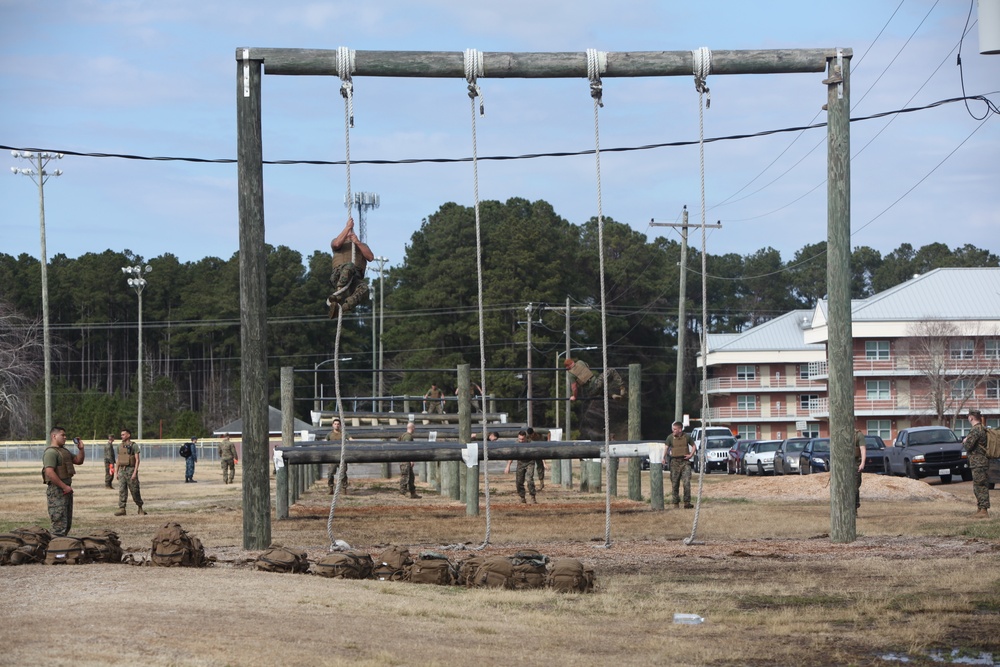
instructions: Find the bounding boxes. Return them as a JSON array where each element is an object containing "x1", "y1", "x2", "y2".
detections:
[
  {"x1": 326, "y1": 45, "x2": 357, "y2": 551},
  {"x1": 464, "y1": 48, "x2": 494, "y2": 552},
  {"x1": 686, "y1": 46, "x2": 713, "y2": 547},
  {"x1": 586, "y1": 48, "x2": 614, "y2": 550}
]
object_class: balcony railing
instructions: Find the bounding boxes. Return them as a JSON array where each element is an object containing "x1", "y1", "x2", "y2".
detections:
[
  {"x1": 810, "y1": 355, "x2": 1000, "y2": 379},
  {"x1": 807, "y1": 396, "x2": 1000, "y2": 418},
  {"x1": 702, "y1": 376, "x2": 826, "y2": 393}
]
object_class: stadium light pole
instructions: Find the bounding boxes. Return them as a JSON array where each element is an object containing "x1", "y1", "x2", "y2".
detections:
[
  {"x1": 122, "y1": 264, "x2": 151, "y2": 440},
  {"x1": 313, "y1": 357, "x2": 353, "y2": 413},
  {"x1": 11, "y1": 150, "x2": 63, "y2": 437},
  {"x1": 372, "y1": 256, "x2": 389, "y2": 411}
]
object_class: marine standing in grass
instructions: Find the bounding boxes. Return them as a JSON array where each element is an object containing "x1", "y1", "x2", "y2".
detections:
[
  {"x1": 397, "y1": 422, "x2": 421, "y2": 499},
  {"x1": 667, "y1": 421, "x2": 695, "y2": 509},
  {"x1": 527, "y1": 427, "x2": 546, "y2": 491},
  {"x1": 115, "y1": 428, "x2": 146, "y2": 516},
  {"x1": 219, "y1": 433, "x2": 238, "y2": 484},
  {"x1": 504, "y1": 430, "x2": 537, "y2": 504},
  {"x1": 42, "y1": 426, "x2": 85, "y2": 536},
  {"x1": 853, "y1": 429, "x2": 868, "y2": 511},
  {"x1": 103, "y1": 433, "x2": 116, "y2": 489},
  {"x1": 964, "y1": 409, "x2": 990, "y2": 519}
]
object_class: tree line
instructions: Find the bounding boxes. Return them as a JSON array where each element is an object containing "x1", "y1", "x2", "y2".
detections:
[{"x1": 1, "y1": 197, "x2": 996, "y2": 439}]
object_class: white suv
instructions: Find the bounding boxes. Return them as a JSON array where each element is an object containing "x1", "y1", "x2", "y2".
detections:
[{"x1": 690, "y1": 426, "x2": 735, "y2": 449}]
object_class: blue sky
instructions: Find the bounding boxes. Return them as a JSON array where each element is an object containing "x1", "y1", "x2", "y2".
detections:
[{"x1": 1, "y1": 0, "x2": 997, "y2": 276}]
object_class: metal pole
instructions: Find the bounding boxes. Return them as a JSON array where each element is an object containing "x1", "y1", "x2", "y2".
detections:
[
  {"x1": 137, "y1": 286, "x2": 144, "y2": 441},
  {"x1": 376, "y1": 257, "x2": 388, "y2": 412},
  {"x1": 36, "y1": 156, "x2": 51, "y2": 437},
  {"x1": 526, "y1": 302, "x2": 533, "y2": 427},
  {"x1": 676, "y1": 209, "x2": 688, "y2": 422}
]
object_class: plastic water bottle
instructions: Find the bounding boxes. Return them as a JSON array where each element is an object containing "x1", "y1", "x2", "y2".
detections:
[{"x1": 673, "y1": 613, "x2": 704, "y2": 625}]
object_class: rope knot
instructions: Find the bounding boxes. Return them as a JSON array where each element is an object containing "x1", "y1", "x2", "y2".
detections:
[
  {"x1": 464, "y1": 48, "x2": 485, "y2": 116},
  {"x1": 586, "y1": 48, "x2": 607, "y2": 107},
  {"x1": 692, "y1": 46, "x2": 712, "y2": 108},
  {"x1": 337, "y1": 46, "x2": 356, "y2": 127}
]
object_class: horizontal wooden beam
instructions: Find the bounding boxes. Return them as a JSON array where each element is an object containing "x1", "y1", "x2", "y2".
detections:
[
  {"x1": 280, "y1": 440, "x2": 649, "y2": 464},
  {"x1": 238, "y1": 48, "x2": 849, "y2": 78}
]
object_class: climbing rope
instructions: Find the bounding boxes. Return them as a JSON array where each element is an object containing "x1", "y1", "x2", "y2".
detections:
[
  {"x1": 686, "y1": 46, "x2": 712, "y2": 547},
  {"x1": 326, "y1": 46, "x2": 357, "y2": 551},
  {"x1": 586, "y1": 48, "x2": 613, "y2": 549},
  {"x1": 465, "y1": 48, "x2": 493, "y2": 551}
]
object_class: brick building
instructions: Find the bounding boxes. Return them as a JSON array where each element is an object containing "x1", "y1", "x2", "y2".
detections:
[{"x1": 698, "y1": 268, "x2": 1000, "y2": 442}]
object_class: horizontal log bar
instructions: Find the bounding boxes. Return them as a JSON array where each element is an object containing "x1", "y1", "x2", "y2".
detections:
[
  {"x1": 238, "y1": 48, "x2": 848, "y2": 78},
  {"x1": 280, "y1": 440, "x2": 657, "y2": 464}
]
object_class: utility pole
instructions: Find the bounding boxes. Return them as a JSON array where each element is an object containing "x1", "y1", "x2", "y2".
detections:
[
  {"x1": 372, "y1": 256, "x2": 389, "y2": 411},
  {"x1": 518, "y1": 303, "x2": 543, "y2": 426},
  {"x1": 652, "y1": 209, "x2": 720, "y2": 423},
  {"x1": 546, "y1": 298, "x2": 593, "y2": 434},
  {"x1": 10, "y1": 151, "x2": 63, "y2": 437}
]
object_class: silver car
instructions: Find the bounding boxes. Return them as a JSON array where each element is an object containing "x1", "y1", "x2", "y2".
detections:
[
  {"x1": 743, "y1": 440, "x2": 782, "y2": 476},
  {"x1": 773, "y1": 437, "x2": 811, "y2": 475}
]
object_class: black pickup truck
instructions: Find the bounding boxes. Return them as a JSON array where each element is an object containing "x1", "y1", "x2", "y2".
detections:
[{"x1": 883, "y1": 426, "x2": 971, "y2": 484}]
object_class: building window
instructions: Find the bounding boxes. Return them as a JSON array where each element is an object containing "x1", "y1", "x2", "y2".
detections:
[
  {"x1": 951, "y1": 379, "x2": 974, "y2": 399},
  {"x1": 798, "y1": 364, "x2": 810, "y2": 380},
  {"x1": 737, "y1": 395, "x2": 756, "y2": 410},
  {"x1": 866, "y1": 381, "x2": 890, "y2": 401},
  {"x1": 865, "y1": 340, "x2": 889, "y2": 361},
  {"x1": 803, "y1": 422, "x2": 821, "y2": 438},
  {"x1": 987, "y1": 380, "x2": 999, "y2": 400},
  {"x1": 867, "y1": 419, "x2": 891, "y2": 440},
  {"x1": 949, "y1": 340, "x2": 974, "y2": 360},
  {"x1": 799, "y1": 394, "x2": 818, "y2": 410},
  {"x1": 737, "y1": 425, "x2": 756, "y2": 440},
  {"x1": 736, "y1": 365, "x2": 756, "y2": 381},
  {"x1": 988, "y1": 418, "x2": 1000, "y2": 430},
  {"x1": 986, "y1": 339, "x2": 1000, "y2": 359}
]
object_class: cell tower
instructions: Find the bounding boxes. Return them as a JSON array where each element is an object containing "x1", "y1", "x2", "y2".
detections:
[{"x1": 346, "y1": 191, "x2": 380, "y2": 243}]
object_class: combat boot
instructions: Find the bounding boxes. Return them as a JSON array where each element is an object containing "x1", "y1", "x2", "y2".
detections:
[
  {"x1": 519, "y1": 496, "x2": 527, "y2": 504},
  {"x1": 409, "y1": 491, "x2": 422, "y2": 499},
  {"x1": 114, "y1": 508, "x2": 126, "y2": 516},
  {"x1": 137, "y1": 507, "x2": 147, "y2": 516},
  {"x1": 530, "y1": 495, "x2": 538, "y2": 504},
  {"x1": 974, "y1": 508, "x2": 990, "y2": 519},
  {"x1": 684, "y1": 502, "x2": 695, "y2": 509}
]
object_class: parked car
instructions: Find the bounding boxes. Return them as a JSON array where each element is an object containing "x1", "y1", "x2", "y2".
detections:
[
  {"x1": 691, "y1": 426, "x2": 735, "y2": 450},
  {"x1": 728, "y1": 439, "x2": 756, "y2": 475},
  {"x1": 693, "y1": 435, "x2": 737, "y2": 473},
  {"x1": 884, "y1": 426, "x2": 970, "y2": 484},
  {"x1": 861, "y1": 435, "x2": 888, "y2": 474},
  {"x1": 798, "y1": 438, "x2": 831, "y2": 474},
  {"x1": 743, "y1": 440, "x2": 782, "y2": 475},
  {"x1": 773, "y1": 437, "x2": 811, "y2": 475}
]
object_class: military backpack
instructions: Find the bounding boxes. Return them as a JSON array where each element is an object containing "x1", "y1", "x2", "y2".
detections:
[
  {"x1": 547, "y1": 558, "x2": 595, "y2": 593},
  {"x1": 313, "y1": 550, "x2": 374, "y2": 579},
  {"x1": 1, "y1": 526, "x2": 52, "y2": 566},
  {"x1": 410, "y1": 551, "x2": 456, "y2": 586},
  {"x1": 455, "y1": 555, "x2": 487, "y2": 587},
  {"x1": 984, "y1": 427, "x2": 1000, "y2": 459},
  {"x1": 510, "y1": 549, "x2": 549, "y2": 590},
  {"x1": 372, "y1": 545, "x2": 413, "y2": 581},
  {"x1": 82, "y1": 529, "x2": 124, "y2": 564},
  {"x1": 471, "y1": 556, "x2": 516, "y2": 589},
  {"x1": 45, "y1": 536, "x2": 90, "y2": 565},
  {"x1": 150, "y1": 522, "x2": 208, "y2": 568},
  {"x1": 256, "y1": 544, "x2": 310, "y2": 573}
]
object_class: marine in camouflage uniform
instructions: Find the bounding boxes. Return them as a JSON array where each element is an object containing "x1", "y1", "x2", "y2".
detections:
[
  {"x1": 326, "y1": 217, "x2": 374, "y2": 317},
  {"x1": 114, "y1": 429, "x2": 145, "y2": 516},
  {"x1": 504, "y1": 431, "x2": 537, "y2": 504},
  {"x1": 564, "y1": 358, "x2": 627, "y2": 401},
  {"x1": 424, "y1": 384, "x2": 445, "y2": 415},
  {"x1": 219, "y1": 434, "x2": 238, "y2": 484},
  {"x1": 103, "y1": 434, "x2": 116, "y2": 488},
  {"x1": 964, "y1": 410, "x2": 990, "y2": 519},
  {"x1": 667, "y1": 422, "x2": 695, "y2": 508},
  {"x1": 853, "y1": 430, "x2": 867, "y2": 511},
  {"x1": 397, "y1": 422, "x2": 420, "y2": 498},
  {"x1": 42, "y1": 427, "x2": 85, "y2": 536},
  {"x1": 527, "y1": 427, "x2": 546, "y2": 491}
]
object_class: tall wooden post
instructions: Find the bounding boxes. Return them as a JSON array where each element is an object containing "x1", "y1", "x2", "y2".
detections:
[
  {"x1": 627, "y1": 363, "x2": 642, "y2": 500},
  {"x1": 277, "y1": 366, "x2": 293, "y2": 519},
  {"x1": 826, "y1": 52, "x2": 856, "y2": 543},
  {"x1": 236, "y1": 52, "x2": 270, "y2": 549},
  {"x1": 457, "y1": 364, "x2": 471, "y2": 502}
]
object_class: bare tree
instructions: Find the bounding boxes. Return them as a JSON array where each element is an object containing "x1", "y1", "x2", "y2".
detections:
[
  {"x1": 0, "y1": 300, "x2": 44, "y2": 438},
  {"x1": 905, "y1": 320, "x2": 999, "y2": 426}
]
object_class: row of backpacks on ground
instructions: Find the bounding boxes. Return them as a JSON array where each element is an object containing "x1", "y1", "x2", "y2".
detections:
[
  {"x1": 0, "y1": 522, "x2": 209, "y2": 568},
  {"x1": 256, "y1": 543, "x2": 596, "y2": 593}
]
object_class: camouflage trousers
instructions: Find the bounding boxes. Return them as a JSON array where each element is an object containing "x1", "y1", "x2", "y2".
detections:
[
  {"x1": 185, "y1": 457, "x2": 196, "y2": 481},
  {"x1": 971, "y1": 452, "x2": 991, "y2": 510},
  {"x1": 328, "y1": 463, "x2": 348, "y2": 490},
  {"x1": 425, "y1": 401, "x2": 443, "y2": 414},
  {"x1": 516, "y1": 460, "x2": 536, "y2": 500},
  {"x1": 670, "y1": 457, "x2": 692, "y2": 505},
  {"x1": 399, "y1": 462, "x2": 416, "y2": 494},
  {"x1": 46, "y1": 479, "x2": 74, "y2": 537},
  {"x1": 328, "y1": 264, "x2": 369, "y2": 313},
  {"x1": 221, "y1": 458, "x2": 236, "y2": 484},
  {"x1": 855, "y1": 465, "x2": 863, "y2": 509},
  {"x1": 117, "y1": 467, "x2": 143, "y2": 509},
  {"x1": 104, "y1": 459, "x2": 115, "y2": 487},
  {"x1": 535, "y1": 460, "x2": 545, "y2": 484}
]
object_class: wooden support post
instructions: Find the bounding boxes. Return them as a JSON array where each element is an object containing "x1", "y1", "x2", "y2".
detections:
[
  {"x1": 587, "y1": 460, "x2": 602, "y2": 493},
  {"x1": 650, "y1": 463, "x2": 665, "y2": 511},
  {"x1": 457, "y1": 364, "x2": 471, "y2": 445},
  {"x1": 627, "y1": 363, "x2": 642, "y2": 501},
  {"x1": 447, "y1": 461, "x2": 461, "y2": 500},
  {"x1": 237, "y1": 53, "x2": 271, "y2": 550},
  {"x1": 276, "y1": 464, "x2": 288, "y2": 519},
  {"x1": 562, "y1": 459, "x2": 573, "y2": 489},
  {"x1": 608, "y1": 458, "x2": 618, "y2": 497},
  {"x1": 466, "y1": 462, "x2": 479, "y2": 516},
  {"x1": 280, "y1": 366, "x2": 295, "y2": 518},
  {"x1": 826, "y1": 52, "x2": 856, "y2": 544}
]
